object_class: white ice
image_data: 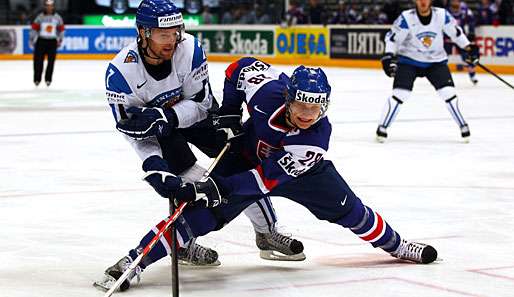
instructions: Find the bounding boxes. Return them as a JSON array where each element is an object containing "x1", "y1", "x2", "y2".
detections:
[{"x1": 1, "y1": 60, "x2": 514, "y2": 297}]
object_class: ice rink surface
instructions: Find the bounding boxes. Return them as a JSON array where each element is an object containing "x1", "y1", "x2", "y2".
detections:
[{"x1": 1, "y1": 60, "x2": 514, "y2": 297}]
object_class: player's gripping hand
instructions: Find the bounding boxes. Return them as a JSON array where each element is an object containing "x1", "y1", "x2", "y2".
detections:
[
  {"x1": 142, "y1": 155, "x2": 183, "y2": 198},
  {"x1": 212, "y1": 114, "x2": 244, "y2": 143},
  {"x1": 116, "y1": 107, "x2": 177, "y2": 140},
  {"x1": 381, "y1": 53, "x2": 398, "y2": 77},
  {"x1": 174, "y1": 177, "x2": 223, "y2": 208},
  {"x1": 464, "y1": 43, "x2": 480, "y2": 66}
]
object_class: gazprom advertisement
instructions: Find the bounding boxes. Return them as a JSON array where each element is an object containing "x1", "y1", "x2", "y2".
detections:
[{"x1": 22, "y1": 26, "x2": 137, "y2": 54}]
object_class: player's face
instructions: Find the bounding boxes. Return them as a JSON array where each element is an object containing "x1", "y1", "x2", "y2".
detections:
[
  {"x1": 44, "y1": 4, "x2": 54, "y2": 14},
  {"x1": 450, "y1": 0, "x2": 460, "y2": 9},
  {"x1": 148, "y1": 27, "x2": 179, "y2": 60},
  {"x1": 415, "y1": 0, "x2": 432, "y2": 15},
  {"x1": 288, "y1": 101, "x2": 322, "y2": 129}
]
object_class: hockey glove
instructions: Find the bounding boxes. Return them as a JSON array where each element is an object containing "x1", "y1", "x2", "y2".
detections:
[
  {"x1": 212, "y1": 114, "x2": 244, "y2": 142},
  {"x1": 174, "y1": 177, "x2": 223, "y2": 208},
  {"x1": 381, "y1": 53, "x2": 398, "y2": 77},
  {"x1": 464, "y1": 43, "x2": 480, "y2": 66},
  {"x1": 142, "y1": 155, "x2": 183, "y2": 198},
  {"x1": 116, "y1": 107, "x2": 177, "y2": 140}
]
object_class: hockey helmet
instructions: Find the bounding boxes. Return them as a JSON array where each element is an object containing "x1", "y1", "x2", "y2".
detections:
[
  {"x1": 286, "y1": 66, "x2": 331, "y2": 122},
  {"x1": 136, "y1": 0, "x2": 184, "y2": 29},
  {"x1": 136, "y1": 0, "x2": 185, "y2": 46}
]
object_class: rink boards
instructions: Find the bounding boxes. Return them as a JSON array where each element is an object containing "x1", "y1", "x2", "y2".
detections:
[{"x1": 0, "y1": 24, "x2": 513, "y2": 74}]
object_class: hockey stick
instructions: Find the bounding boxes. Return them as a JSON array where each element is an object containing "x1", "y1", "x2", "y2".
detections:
[
  {"x1": 477, "y1": 62, "x2": 514, "y2": 90},
  {"x1": 169, "y1": 199, "x2": 179, "y2": 297},
  {"x1": 104, "y1": 142, "x2": 231, "y2": 297}
]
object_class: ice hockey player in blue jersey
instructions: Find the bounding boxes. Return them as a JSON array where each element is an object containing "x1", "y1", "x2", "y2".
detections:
[
  {"x1": 447, "y1": 0, "x2": 478, "y2": 85},
  {"x1": 94, "y1": 0, "x2": 304, "y2": 292},
  {"x1": 96, "y1": 57, "x2": 439, "y2": 292},
  {"x1": 377, "y1": 0, "x2": 480, "y2": 143}
]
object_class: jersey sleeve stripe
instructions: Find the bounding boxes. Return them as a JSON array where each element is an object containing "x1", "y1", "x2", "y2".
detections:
[
  {"x1": 256, "y1": 164, "x2": 280, "y2": 191},
  {"x1": 225, "y1": 61, "x2": 240, "y2": 80},
  {"x1": 250, "y1": 169, "x2": 271, "y2": 194},
  {"x1": 192, "y1": 38, "x2": 206, "y2": 70}
]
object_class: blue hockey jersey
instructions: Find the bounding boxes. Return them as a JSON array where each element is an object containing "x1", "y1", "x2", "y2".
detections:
[{"x1": 220, "y1": 57, "x2": 332, "y2": 196}]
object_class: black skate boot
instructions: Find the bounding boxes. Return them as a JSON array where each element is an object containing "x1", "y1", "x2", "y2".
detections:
[
  {"x1": 390, "y1": 239, "x2": 438, "y2": 264},
  {"x1": 178, "y1": 241, "x2": 220, "y2": 266},
  {"x1": 376, "y1": 125, "x2": 388, "y2": 143},
  {"x1": 461, "y1": 124, "x2": 470, "y2": 142},
  {"x1": 256, "y1": 229, "x2": 306, "y2": 261},
  {"x1": 93, "y1": 256, "x2": 142, "y2": 292}
]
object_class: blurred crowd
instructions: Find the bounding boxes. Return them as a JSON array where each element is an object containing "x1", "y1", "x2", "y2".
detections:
[{"x1": 6, "y1": 0, "x2": 514, "y2": 26}]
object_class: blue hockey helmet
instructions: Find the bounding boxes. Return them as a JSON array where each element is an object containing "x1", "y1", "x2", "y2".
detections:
[
  {"x1": 136, "y1": 0, "x2": 184, "y2": 29},
  {"x1": 286, "y1": 66, "x2": 331, "y2": 122}
]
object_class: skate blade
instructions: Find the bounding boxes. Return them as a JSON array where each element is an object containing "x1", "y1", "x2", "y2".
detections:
[
  {"x1": 260, "y1": 250, "x2": 306, "y2": 261},
  {"x1": 462, "y1": 137, "x2": 470, "y2": 144},
  {"x1": 178, "y1": 259, "x2": 221, "y2": 267},
  {"x1": 376, "y1": 136, "x2": 386, "y2": 143},
  {"x1": 93, "y1": 274, "x2": 116, "y2": 292}
]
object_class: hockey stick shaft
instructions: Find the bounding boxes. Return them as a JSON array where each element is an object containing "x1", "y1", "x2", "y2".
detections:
[
  {"x1": 169, "y1": 199, "x2": 179, "y2": 297},
  {"x1": 477, "y1": 62, "x2": 514, "y2": 90},
  {"x1": 104, "y1": 142, "x2": 231, "y2": 297}
]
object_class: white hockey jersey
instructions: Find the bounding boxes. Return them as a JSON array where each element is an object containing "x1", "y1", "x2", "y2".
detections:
[
  {"x1": 105, "y1": 33, "x2": 213, "y2": 161},
  {"x1": 30, "y1": 12, "x2": 64, "y2": 42},
  {"x1": 385, "y1": 7, "x2": 470, "y2": 65}
]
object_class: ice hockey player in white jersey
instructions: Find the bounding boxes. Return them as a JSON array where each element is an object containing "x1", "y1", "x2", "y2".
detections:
[
  {"x1": 95, "y1": 0, "x2": 305, "y2": 292},
  {"x1": 376, "y1": 0, "x2": 480, "y2": 142}
]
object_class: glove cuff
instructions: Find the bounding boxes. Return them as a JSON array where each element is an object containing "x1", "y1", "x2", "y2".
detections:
[
  {"x1": 208, "y1": 173, "x2": 232, "y2": 197},
  {"x1": 142, "y1": 155, "x2": 169, "y2": 172},
  {"x1": 164, "y1": 109, "x2": 178, "y2": 129}
]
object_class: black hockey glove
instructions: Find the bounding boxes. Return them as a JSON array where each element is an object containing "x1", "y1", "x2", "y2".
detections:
[
  {"x1": 212, "y1": 114, "x2": 244, "y2": 143},
  {"x1": 464, "y1": 43, "x2": 480, "y2": 66},
  {"x1": 142, "y1": 155, "x2": 183, "y2": 198},
  {"x1": 116, "y1": 107, "x2": 177, "y2": 140},
  {"x1": 381, "y1": 53, "x2": 398, "y2": 77},
  {"x1": 174, "y1": 177, "x2": 224, "y2": 208}
]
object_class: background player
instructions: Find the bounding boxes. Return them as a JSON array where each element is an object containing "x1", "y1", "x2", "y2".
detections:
[
  {"x1": 95, "y1": 1, "x2": 304, "y2": 290},
  {"x1": 30, "y1": 0, "x2": 64, "y2": 87},
  {"x1": 447, "y1": 0, "x2": 478, "y2": 84},
  {"x1": 97, "y1": 58, "x2": 438, "y2": 292},
  {"x1": 377, "y1": 0, "x2": 479, "y2": 142}
]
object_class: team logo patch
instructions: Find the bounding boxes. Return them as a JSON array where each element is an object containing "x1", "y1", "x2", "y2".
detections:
[
  {"x1": 124, "y1": 50, "x2": 138, "y2": 64},
  {"x1": 256, "y1": 140, "x2": 280, "y2": 160},
  {"x1": 158, "y1": 14, "x2": 183, "y2": 28},
  {"x1": 416, "y1": 31, "x2": 437, "y2": 48},
  {"x1": 148, "y1": 88, "x2": 182, "y2": 108}
]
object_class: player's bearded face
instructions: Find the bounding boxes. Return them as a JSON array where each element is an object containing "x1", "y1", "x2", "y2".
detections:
[
  {"x1": 288, "y1": 101, "x2": 322, "y2": 129},
  {"x1": 148, "y1": 28, "x2": 179, "y2": 60},
  {"x1": 415, "y1": 0, "x2": 432, "y2": 14}
]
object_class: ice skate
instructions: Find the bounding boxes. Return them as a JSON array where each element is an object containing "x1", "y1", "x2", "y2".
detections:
[
  {"x1": 390, "y1": 239, "x2": 438, "y2": 264},
  {"x1": 34, "y1": 81, "x2": 40, "y2": 87},
  {"x1": 178, "y1": 241, "x2": 220, "y2": 266},
  {"x1": 376, "y1": 125, "x2": 388, "y2": 143},
  {"x1": 45, "y1": 81, "x2": 51, "y2": 87},
  {"x1": 256, "y1": 229, "x2": 306, "y2": 261},
  {"x1": 93, "y1": 256, "x2": 142, "y2": 292},
  {"x1": 460, "y1": 124, "x2": 470, "y2": 143}
]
